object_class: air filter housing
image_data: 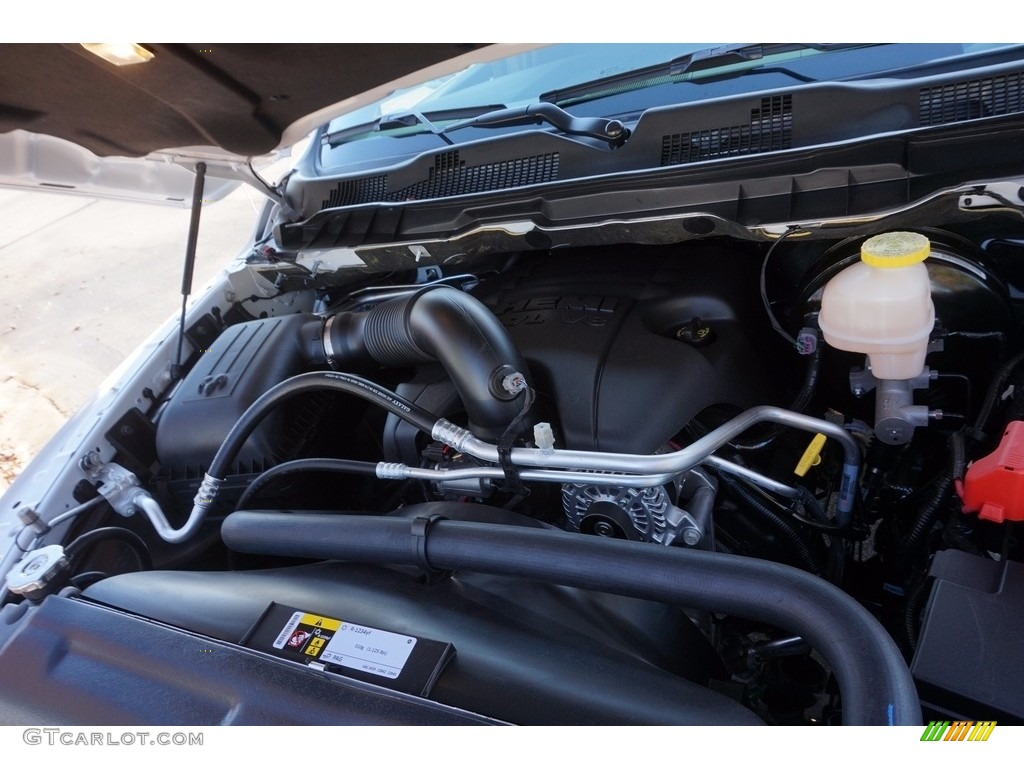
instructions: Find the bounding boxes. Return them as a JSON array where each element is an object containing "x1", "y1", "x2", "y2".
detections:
[{"x1": 156, "y1": 314, "x2": 321, "y2": 478}]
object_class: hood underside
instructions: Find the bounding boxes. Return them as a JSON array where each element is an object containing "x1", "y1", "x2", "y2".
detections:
[{"x1": 0, "y1": 43, "x2": 489, "y2": 158}]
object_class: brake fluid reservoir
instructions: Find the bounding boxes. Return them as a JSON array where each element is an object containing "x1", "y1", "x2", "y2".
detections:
[{"x1": 818, "y1": 231, "x2": 935, "y2": 380}]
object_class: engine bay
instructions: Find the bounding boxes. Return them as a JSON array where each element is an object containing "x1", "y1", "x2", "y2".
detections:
[{"x1": 3, "y1": 224, "x2": 1024, "y2": 726}]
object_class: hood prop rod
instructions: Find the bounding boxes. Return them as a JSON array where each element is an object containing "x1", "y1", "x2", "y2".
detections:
[{"x1": 171, "y1": 161, "x2": 206, "y2": 381}]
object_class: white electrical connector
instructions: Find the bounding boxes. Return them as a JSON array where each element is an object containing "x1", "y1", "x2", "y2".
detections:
[
  {"x1": 533, "y1": 422, "x2": 556, "y2": 455},
  {"x1": 501, "y1": 371, "x2": 528, "y2": 396}
]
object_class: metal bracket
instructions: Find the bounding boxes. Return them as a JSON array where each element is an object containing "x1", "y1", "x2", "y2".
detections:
[{"x1": 959, "y1": 182, "x2": 1024, "y2": 213}]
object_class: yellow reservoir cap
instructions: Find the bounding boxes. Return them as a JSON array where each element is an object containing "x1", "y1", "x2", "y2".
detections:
[
  {"x1": 860, "y1": 231, "x2": 930, "y2": 268},
  {"x1": 795, "y1": 433, "x2": 828, "y2": 477}
]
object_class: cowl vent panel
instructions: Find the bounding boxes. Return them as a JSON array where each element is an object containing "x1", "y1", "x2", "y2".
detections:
[
  {"x1": 660, "y1": 94, "x2": 792, "y2": 166},
  {"x1": 320, "y1": 150, "x2": 560, "y2": 209},
  {"x1": 919, "y1": 72, "x2": 1024, "y2": 126}
]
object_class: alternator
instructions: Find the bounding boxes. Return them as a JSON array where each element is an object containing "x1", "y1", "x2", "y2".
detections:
[{"x1": 561, "y1": 482, "x2": 703, "y2": 546}]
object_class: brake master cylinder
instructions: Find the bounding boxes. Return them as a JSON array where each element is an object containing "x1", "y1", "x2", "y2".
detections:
[{"x1": 819, "y1": 232, "x2": 936, "y2": 444}]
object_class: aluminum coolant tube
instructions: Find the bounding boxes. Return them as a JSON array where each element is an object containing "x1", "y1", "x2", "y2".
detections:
[
  {"x1": 221, "y1": 511, "x2": 920, "y2": 726},
  {"x1": 435, "y1": 405, "x2": 861, "y2": 524}
]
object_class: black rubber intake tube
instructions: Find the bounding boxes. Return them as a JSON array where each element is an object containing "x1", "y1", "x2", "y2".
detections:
[
  {"x1": 222, "y1": 511, "x2": 921, "y2": 726},
  {"x1": 206, "y1": 371, "x2": 438, "y2": 481},
  {"x1": 324, "y1": 286, "x2": 531, "y2": 440}
]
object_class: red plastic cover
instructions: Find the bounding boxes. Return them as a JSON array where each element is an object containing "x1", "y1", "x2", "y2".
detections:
[{"x1": 963, "y1": 420, "x2": 1024, "y2": 523}]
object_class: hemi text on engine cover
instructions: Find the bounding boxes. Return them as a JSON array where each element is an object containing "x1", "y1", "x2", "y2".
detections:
[{"x1": 494, "y1": 296, "x2": 621, "y2": 327}]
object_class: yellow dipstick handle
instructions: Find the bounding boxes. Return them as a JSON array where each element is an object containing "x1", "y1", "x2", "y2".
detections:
[{"x1": 795, "y1": 433, "x2": 828, "y2": 477}]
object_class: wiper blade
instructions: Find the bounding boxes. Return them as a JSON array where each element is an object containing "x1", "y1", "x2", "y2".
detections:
[
  {"x1": 541, "y1": 43, "x2": 877, "y2": 106},
  {"x1": 671, "y1": 43, "x2": 773, "y2": 75},
  {"x1": 443, "y1": 102, "x2": 628, "y2": 145},
  {"x1": 322, "y1": 104, "x2": 506, "y2": 147},
  {"x1": 669, "y1": 43, "x2": 819, "y2": 76}
]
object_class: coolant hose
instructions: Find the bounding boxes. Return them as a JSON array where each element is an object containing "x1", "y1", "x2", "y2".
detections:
[
  {"x1": 222, "y1": 511, "x2": 921, "y2": 726},
  {"x1": 323, "y1": 286, "x2": 531, "y2": 440}
]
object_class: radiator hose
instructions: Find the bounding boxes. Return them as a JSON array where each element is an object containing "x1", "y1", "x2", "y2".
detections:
[{"x1": 222, "y1": 510, "x2": 921, "y2": 726}]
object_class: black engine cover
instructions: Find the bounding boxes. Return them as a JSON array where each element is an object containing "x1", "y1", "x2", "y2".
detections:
[{"x1": 473, "y1": 245, "x2": 775, "y2": 453}]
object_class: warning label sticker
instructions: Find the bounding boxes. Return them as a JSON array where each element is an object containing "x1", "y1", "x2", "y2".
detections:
[
  {"x1": 320, "y1": 622, "x2": 417, "y2": 679},
  {"x1": 269, "y1": 610, "x2": 415, "y2": 677},
  {"x1": 245, "y1": 603, "x2": 453, "y2": 696},
  {"x1": 271, "y1": 611, "x2": 344, "y2": 660}
]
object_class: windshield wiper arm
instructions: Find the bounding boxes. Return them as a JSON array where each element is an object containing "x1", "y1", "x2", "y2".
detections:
[
  {"x1": 443, "y1": 102, "x2": 628, "y2": 145},
  {"x1": 323, "y1": 104, "x2": 507, "y2": 147}
]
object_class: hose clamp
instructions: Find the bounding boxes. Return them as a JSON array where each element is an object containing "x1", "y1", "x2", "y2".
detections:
[
  {"x1": 410, "y1": 514, "x2": 450, "y2": 583},
  {"x1": 322, "y1": 314, "x2": 339, "y2": 369}
]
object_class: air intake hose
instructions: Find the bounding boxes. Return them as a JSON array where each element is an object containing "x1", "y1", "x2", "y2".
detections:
[{"x1": 322, "y1": 286, "x2": 531, "y2": 439}]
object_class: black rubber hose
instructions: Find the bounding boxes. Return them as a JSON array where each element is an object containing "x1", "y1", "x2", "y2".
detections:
[
  {"x1": 70, "y1": 571, "x2": 110, "y2": 590},
  {"x1": 221, "y1": 511, "x2": 921, "y2": 726},
  {"x1": 206, "y1": 371, "x2": 439, "y2": 481},
  {"x1": 235, "y1": 458, "x2": 380, "y2": 511},
  {"x1": 719, "y1": 473, "x2": 824, "y2": 575},
  {"x1": 65, "y1": 527, "x2": 153, "y2": 571},
  {"x1": 325, "y1": 286, "x2": 531, "y2": 440}
]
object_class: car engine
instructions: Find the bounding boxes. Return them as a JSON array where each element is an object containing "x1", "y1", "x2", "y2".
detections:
[{"x1": 2, "y1": 224, "x2": 1023, "y2": 726}]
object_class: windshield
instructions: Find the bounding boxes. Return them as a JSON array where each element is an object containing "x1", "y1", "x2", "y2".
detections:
[
  {"x1": 311, "y1": 42, "x2": 1024, "y2": 175},
  {"x1": 320, "y1": 43, "x2": 1018, "y2": 141},
  {"x1": 322, "y1": 45, "x2": 700, "y2": 135}
]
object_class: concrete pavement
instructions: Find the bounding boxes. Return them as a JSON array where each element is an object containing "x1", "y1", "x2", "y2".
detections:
[{"x1": 0, "y1": 184, "x2": 265, "y2": 492}]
